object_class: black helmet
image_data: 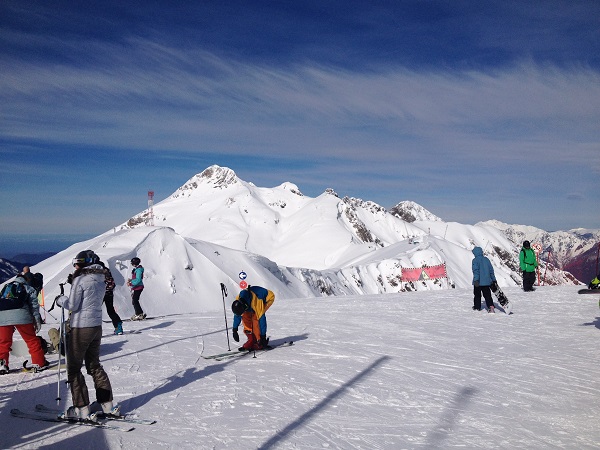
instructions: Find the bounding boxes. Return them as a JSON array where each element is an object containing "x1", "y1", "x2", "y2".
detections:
[
  {"x1": 131, "y1": 257, "x2": 141, "y2": 266},
  {"x1": 72, "y1": 250, "x2": 99, "y2": 267},
  {"x1": 231, "y1": 300, "x2": 248, "y2": 316},
  {"x1": 523, "y1": 240, "x2": 531, "y2": 248}
]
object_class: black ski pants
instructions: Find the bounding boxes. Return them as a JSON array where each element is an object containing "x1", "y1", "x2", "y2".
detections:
[
  {"x1": 66, "y1": 326, "x2": 113, "y2": 407},
  {"x1": 523, "y1": 271, "x2": 536, "y2": 291},
  {"x1": 131, "y1": 288, "x2": 145, "y2": 315},
  {"x1": 103, "y1": 293, "x2": 122, "y2": 328},
  {"x1": 473, "y1": 285, "x2": 494, "y2": 310}
]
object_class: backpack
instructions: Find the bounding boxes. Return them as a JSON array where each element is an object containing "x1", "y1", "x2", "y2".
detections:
[
  {"x1": 0, "y1": 281, "x2": 28, "y2": 311},
  {"x1": 31, "y1": 273, "x2": 44, "y2": 294}
]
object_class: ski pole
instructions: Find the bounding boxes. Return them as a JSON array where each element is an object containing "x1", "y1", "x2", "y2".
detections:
[
  {"x1": 56, "y1": 283, "x2": 66, "y2": 404},
  {"x1": 40, "y1": 305, "x2": 57, "y2": 321},
  {"x1": 542, "y1": 251, "x2": 551, "y2": 286},
  {"x1": 220, "y1": 283, "x2": 231, "y2": 351}
]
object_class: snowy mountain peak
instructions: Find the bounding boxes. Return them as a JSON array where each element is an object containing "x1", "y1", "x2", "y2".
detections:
[
  {"x1": 198, "y1": 165, "x2": 239, "y2": 187},
  {"x1": 277, "y1": 182, "x2": 304, "y2": 196},
  {"x1": 171, "y1": 165, "x2": 240, "y2": 198},
  {"x1": 389, "y1": 201, "x2": 442, "y2": 222}
]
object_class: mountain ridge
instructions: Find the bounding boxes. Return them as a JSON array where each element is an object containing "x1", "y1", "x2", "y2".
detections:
[{"x1": 2, "y1": 165, "x2": 592, "y2": 311}]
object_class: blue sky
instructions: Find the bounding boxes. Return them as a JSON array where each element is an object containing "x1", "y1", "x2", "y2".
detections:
[{"x1": 1, "y1": 0, "x2": 599, "y2": 252}]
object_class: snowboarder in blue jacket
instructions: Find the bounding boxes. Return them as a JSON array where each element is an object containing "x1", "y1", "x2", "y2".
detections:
[{"x1": 472, "y1": 247, "x2": 497, "y2": 312}]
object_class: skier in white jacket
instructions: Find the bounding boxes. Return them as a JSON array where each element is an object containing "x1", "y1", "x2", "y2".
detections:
[{"x1": 56, "y1": 250, "x2": 120, "y2": 421}]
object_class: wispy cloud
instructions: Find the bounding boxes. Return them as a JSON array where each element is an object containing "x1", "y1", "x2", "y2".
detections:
[
  {"x1": 1, "y1": 1, "x2": 599, "y2": 233},
  {"x1": 2, "y1": 37, "x2": 599, "y2": 165}
]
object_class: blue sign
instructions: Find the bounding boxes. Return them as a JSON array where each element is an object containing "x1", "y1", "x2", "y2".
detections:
[{"x1": 239, "y1": 271, "x2": 247, "y2": 280}]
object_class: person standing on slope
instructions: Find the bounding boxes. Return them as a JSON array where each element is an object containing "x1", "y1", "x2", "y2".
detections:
[
  {"x1": 98, "y1": 261, "x2": 124, "y2": 335},
  {"x1": 0, "y1": 275, "x2": 48, "y2": 374},
  {"x1": 55, "y1": 250, "x2": 120, "y2": 421},
  {"x1": 519, "y1": 241, "x2": 538, "y2": 292},
  {"x1": 18, "y1": 266, "x2": 35, "y2": 286},
  {"x1": 471, "y1": 247, "x2": 497, "y2": 313},
  {"x1": 128, "y1": 257, "x2": 146, "y2": 321},
  {"x1": 231, "y1": 285, "x2": 275, "y2": 350}
]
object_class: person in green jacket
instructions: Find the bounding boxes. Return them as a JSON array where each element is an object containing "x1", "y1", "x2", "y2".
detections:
[
  {"x1": 519, "y1": 241, "x2": 538, "y2": 292},
  {"x1": 588, "y1": 273, "x2": 600, "y2": 290}
]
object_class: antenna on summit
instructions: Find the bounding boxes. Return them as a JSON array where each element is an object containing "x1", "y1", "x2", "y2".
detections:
[{"x1": 147, "y1": 190, "x2": 155, "y2": 226}]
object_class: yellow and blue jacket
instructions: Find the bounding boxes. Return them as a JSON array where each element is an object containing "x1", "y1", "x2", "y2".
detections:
[{"x1": 232, "y1": 286, "x2": 275, "y2": 335}]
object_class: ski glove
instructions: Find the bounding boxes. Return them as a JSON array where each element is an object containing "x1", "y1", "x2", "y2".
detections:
[
  {"x1": 474, "y1": 280, "x2": 480, "y2": 287},
  {"x1": 34, "y1": 317, "x2": 42, "y2": 334},
  {"x1": 232, "y1": 328, "x2": 239, "y2": 342}
]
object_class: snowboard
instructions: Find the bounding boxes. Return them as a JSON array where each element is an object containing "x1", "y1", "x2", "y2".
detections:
[
  {"x1": 490, "y1": 282, "x2": 512, "y2": 314},
  {"x1": 577, "y1": 289, "x2": 600, "y2": 295}
]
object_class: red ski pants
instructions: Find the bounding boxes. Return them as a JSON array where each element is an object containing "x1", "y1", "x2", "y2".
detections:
[{"x1": 0, "y1": 323, "x2": 45, "y2": 366}]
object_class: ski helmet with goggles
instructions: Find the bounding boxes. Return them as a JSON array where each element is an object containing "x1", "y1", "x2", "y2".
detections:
[
  {"x1": 131, "y1": 257, "x2": 141, "y2": 266},
  {"x1": 72, "y1": 250, "x2": 99, "y2": 267},
  {"x1": 231, "y1": 299, "x2": 248, "y2": 316}
]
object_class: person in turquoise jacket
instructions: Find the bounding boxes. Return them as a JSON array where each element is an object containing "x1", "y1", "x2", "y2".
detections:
[
  {"x1": 127, "y1": 257, "x2": 146, "y2": 320},
  {"x1": 472, "y1": 247, "x2": 497, "y2": 312},
  {"x1": 519, "y1": 241, "x2": 538, "y2": 292},
  {"x1": 231, "y1": 285, "x2": 275, "y2": 350}
]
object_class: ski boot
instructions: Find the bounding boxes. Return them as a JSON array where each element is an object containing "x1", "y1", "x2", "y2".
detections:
[
  {"x1": 239, "y1": 332, "x2": 256, "y2": 351},
  {"x1": 60, "y1": 405, "x2": 98, "y2": 423},
  {"x1": 91, "y1": 401, "x2": 122, "y2": 418},
  {"x1": 101, "y1": 401, "x2": 122, "y2": 417},
  {"x1": 29, "y1": 360, "x2": 51, "y2": 372},
  {"x1": 254, "y1": 335, "x2": 270, "y2": 350}
]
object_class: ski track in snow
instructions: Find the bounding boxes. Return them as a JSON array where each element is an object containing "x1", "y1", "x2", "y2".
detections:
[{"x1": 1, "y1": 286, "x2": 599, "y2": 449}]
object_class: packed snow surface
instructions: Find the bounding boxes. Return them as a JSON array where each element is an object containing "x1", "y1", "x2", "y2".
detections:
[{"x1": 1, "y1": 286, "x2": 599, "y2": 449}]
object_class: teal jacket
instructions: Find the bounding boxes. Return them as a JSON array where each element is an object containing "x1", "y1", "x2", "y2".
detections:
[
  {"x1": 130, "y1": 266, "x2": 144, "y2": 290},
  {"x1": 0, "y1": 276, "x2": 41, "y2": 327},
  {"x1": 472, "y1": 247, "x2": 496, "y2": 286}
]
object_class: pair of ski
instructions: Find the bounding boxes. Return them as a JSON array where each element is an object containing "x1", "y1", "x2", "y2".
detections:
[
  {"x1": 202, "y1": 341, "x2": 294, "y2": 361},
  {"x1": 102, "y1": 330, "x2": 142, "y2": 338},
  {"x1": 10, "y1": 404, "x2": 155, "y2": 432},
  {"x1": 102, "y1": 315, "x2": 161, "y2": 323}
]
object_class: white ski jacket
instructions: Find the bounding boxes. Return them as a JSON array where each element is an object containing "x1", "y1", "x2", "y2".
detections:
[{"x1": 56, "y1": 265, "x2": 105, "y2": 328}]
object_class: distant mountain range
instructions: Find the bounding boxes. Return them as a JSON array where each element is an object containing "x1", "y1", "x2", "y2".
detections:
[
  {"x1": 477, "y1": 220, "x2": 599, "y2": 285},
  {"x1": 2, "y1": 166, "x2": 596, "y2": 302},
  {"x1": 0, "y1": 253, "x2": 56, "y2": 283}
]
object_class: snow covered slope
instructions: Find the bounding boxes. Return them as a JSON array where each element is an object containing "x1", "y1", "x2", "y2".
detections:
[{"x1": 1, "y1": 286, "x2": 599, "y2": 449}]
